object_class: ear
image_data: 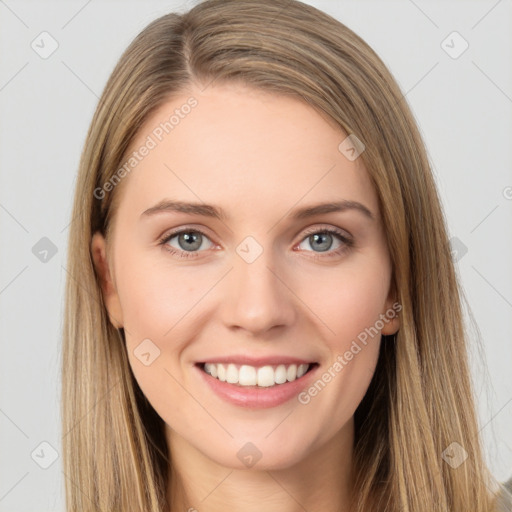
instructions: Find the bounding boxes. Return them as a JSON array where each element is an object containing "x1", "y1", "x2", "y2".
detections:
[
  {"x1": 381, "y1": 283, "x2": 401, "y2": 336},
  {"x1": 91, "y1": 232, "x2": 124, "y2": 329}
]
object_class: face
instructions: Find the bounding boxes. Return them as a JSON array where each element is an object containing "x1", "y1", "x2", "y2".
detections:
[{"x1": 92, "y1": 82, "x2": 399, "y2": 471}]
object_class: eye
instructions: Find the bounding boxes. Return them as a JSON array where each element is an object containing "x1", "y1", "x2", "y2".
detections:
[
  {"x1": 158, "y1": 225, "x2": 354, "y2": 260},
  {"x1": 296, "y1": 227, "x2": 354, "y2": 258},
  {"x1": 159, "y1": 228, "x2": 214, "y2": 259}
]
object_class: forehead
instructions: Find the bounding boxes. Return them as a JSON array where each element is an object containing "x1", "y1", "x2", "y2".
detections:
[{"x1": 114, "y1": 83, "x2": 379, "y2": 223}]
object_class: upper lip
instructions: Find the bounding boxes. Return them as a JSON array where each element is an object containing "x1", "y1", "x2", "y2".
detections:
[{"x1": 197, "y1": 355, "x2": 316, "y2": 366}]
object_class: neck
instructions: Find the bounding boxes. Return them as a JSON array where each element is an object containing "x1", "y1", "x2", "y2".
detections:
[{"x1": 166, "y1": 420, "x2": 354, "y2": 512}]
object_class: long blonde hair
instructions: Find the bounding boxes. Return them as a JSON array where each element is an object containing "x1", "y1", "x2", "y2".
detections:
[{"x1": 62, "y1": 0, "x2": 500, "y2": 510}]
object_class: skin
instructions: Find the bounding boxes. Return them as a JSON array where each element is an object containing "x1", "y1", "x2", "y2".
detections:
[{"x1": 91, "y1": 82, "x2": 400, "y2": 512}]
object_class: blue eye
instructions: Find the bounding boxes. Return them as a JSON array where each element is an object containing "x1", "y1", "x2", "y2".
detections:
[
  {"x1": 158, "y1": 226, "x2": 353, "y2": 259},
  {"x1": 160, "y1": 229, "x2": 213, "y2": 258},
  {"x1": 296, "y1": 227, "x2": 354, "y2": 258}
]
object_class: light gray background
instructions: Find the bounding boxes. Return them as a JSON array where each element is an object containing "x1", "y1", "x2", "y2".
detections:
[{"x1": 1, "y1": 0, "x2": 511, "y2": 510}]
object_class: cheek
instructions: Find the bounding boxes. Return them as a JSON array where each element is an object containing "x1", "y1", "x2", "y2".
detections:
[
  {"x1": 288, "y1": 253, "x2": 388, "y2": 420},
  {"x1": 295, "y1": 253, "x2": 391, "y2": 349},
  {"x1": 115, "y1": 249, "x2": 209, "y2": 340},
  {"x1": 114, "y1": 250, "x2": 203, "y2": 418},
  {"x1": 114, "y1": 249, "x2": 222, "y2": 399},
  {"x1": 291, "y1": 267, "x2": 386, "y2": 446}
]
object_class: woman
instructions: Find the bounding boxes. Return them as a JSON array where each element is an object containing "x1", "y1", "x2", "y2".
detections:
[{"x1": 61, "y1": 0, "x2": 511, "y2": 510}]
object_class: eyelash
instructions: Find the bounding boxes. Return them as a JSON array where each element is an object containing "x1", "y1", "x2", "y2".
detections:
[{"x1": 158, "y1": 226, "x2": 354, "y2": 260}]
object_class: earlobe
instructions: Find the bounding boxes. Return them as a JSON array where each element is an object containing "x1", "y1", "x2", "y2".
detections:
[
  {"x1": 381, "y1": 290, "x2": 401, "y2": 336},
  {"x1": 91, "y1": 232, "x2": 124, "y2": 329},
  {"x1": 381, "y1": 312, "x2": 400, "y2": 336}
]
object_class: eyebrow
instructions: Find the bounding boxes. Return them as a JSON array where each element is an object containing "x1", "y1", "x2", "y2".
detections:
[{"x1": 141, "y1": 199, "x2": 374, "y2": 221}]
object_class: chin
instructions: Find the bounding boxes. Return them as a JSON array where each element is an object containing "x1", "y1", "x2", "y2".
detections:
[{"x1": 194, "y1": 433, "x2": 314, "y2": 471}]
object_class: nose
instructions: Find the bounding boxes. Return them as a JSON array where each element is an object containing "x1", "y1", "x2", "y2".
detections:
[{"x1": 219, "y1": 248, "x2": 296, "y2": 337}]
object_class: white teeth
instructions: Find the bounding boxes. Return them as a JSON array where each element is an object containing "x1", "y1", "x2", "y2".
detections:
[
  {"x1": 275, "y1": 365, "x2": 287, "y2": 384},
  {"x1": 217, "y1": 363, "x2": 226, "y2": 382},
  {"x1": 297, "y1": 364, "x2": 308, "y2": 378},
  {"x1": 204, "y1": 363, "x2": 218, "y2": 378},
  {"x1": 203, "y1": 362, "x2": 312, "y2": 387},
  {"x1": 257, "y1": 366, "x2": 275, "y2": 387},
  {"x1": 286, "y1": 364, "x2": 297, "y2": 381},
  {"x1": 239, "y1": 365, "x2": 257, "y2": 386},
  {"x1": 226, "y1": 363, "x2": 238, "y2": 384}
]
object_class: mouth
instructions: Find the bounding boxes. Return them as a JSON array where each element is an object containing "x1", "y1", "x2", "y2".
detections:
[
  {"x1": 196, "y1": 361, "x2": 319, "y2": 388},
  {"x1": 194, "y1": 355, "x2": 320, "y2": 408}
]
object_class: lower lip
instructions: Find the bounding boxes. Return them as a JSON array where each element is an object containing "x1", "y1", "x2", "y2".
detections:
[{"x1": 195, "y1": 364, "x2": 319, "y2": 409}]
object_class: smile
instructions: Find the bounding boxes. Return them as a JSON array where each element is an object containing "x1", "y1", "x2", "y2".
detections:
[{"x1": 202, "y1": 362, "x2": 312, "y2": 387}]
